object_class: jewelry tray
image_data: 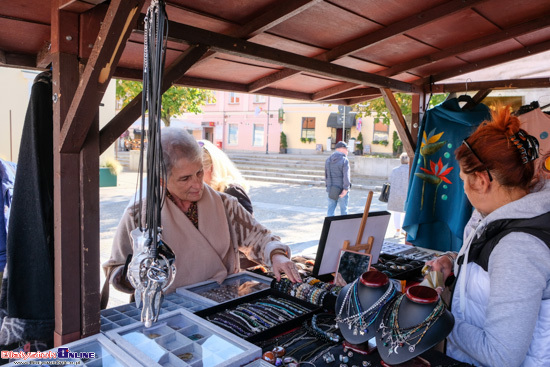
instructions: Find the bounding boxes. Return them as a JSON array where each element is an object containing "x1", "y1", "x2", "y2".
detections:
[
  {"x1": 5, "y1": 333, "x2": 143, "y2": 367},
  {"x1": 195, "y1": 288, "x2": 320, "y2": 343},
  {"x1": 105, "y1": 308, "x2": 261, "y2": 367},
  {"x1": 101, "y1": 292, "x2": 212, "y2": 333},
  {"x1": 371, "y1": 253, "x2": 427, "y2": 281},
  {"x1": 176, "y1": 271, "x2": 273, "y2": 306}
]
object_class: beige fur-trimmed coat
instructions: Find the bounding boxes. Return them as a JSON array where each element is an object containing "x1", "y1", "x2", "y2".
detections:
[{"x1": 103, "y1": 184, "x2": 289, "y2": 293}]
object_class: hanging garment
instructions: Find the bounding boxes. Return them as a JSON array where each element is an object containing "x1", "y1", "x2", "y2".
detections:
[
  {"x1": 402, "y1": 98, "x2": 490, "y2": 252},
  {"x1": 0, "y1": 71, "x2": 54, "y2": 346},
  {"x1": 518, "y1": 107, "x2": 550, "y2": 156},
  {"x1": 0, "y1": 159, "x2": 16, "y2": 273}
]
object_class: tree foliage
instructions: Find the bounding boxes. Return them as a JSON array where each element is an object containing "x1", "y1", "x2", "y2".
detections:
[
  {"x1": 115, "y1": 79, "x2": 214, "y2": 126},
  {"x1": 354, "y1": 93, "x2": 448, "y2": 125}
]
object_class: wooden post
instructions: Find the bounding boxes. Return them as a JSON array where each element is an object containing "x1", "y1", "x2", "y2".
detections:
[{"x1": 51, "y1": 3, "x2": 82, "y2": 346}]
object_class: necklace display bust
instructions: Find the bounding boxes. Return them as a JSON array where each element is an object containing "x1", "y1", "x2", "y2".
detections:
[
  {"x1": 335, "y1": 270, "x2": 396, "y2": 345},
  {"x1": 376, "y1": 285, "x2": 454, "y2": 365}
]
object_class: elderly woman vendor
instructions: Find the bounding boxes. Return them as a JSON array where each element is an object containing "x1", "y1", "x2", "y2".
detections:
[{"x1": 104, "y1": 127, "x2": 301, "y2": 294}]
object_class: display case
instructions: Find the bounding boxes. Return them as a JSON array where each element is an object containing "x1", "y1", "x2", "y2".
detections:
[
  {"x1": 176, "y1": 271, "x2": 272, "y2": 305},
  {"x1": 4, "y1": 333, "x2": 142, "y2": 367},
  {"x1": 101, "y1": 292, "x2": 212, "y2": 332},
  {"x1": 105, "y1": 309, "x2": 261, "y2": 367}
]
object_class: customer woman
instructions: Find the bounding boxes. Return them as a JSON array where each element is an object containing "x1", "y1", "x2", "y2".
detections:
[
  {"x1": 425, "y1": 106, "x2": 550, "y2": 366},
  {"x1": 199, "y1": 139, "x2": 253, "y2": 214},
  {"x1": 104, "y1": 128, "x2": 301, "y2": 296}
]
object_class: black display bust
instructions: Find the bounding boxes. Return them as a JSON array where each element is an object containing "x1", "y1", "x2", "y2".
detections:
[
  {"x1": 335, "y1": 270, "x2": 396, "y2": 345},
  {"x1": 376, "y1": 285, "x2": 454, "y2": 366}
]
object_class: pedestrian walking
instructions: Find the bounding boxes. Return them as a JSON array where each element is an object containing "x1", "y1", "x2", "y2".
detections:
[
  {"x1": 325, "y1": 141, "x2": 351, "y2": 216},
  {"x1": 388, "y1": 152, "x2": 409, "y2": 237}
]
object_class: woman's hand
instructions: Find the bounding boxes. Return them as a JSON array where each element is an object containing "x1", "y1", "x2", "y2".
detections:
[
  {"x1": 424, "y1": 255, "x2": 454, "y2": 283},
  {"x1": 271, "y1": 254, "x2": 302, "y2": 283}
]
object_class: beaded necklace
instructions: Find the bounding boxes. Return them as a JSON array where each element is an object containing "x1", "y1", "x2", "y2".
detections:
[
  {"x1": 378, "y1": 293, "x2": 445, "y2": 356},
  {"x1": 335, "y1": 279, "x2": 396, "y2": 336}
]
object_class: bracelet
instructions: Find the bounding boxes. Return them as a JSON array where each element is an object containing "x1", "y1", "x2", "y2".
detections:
[
  {"x1": 270, "y1": 248, "x2": 289, "y2": 262},
  {"x1": 441, "y1": 252, "x2": 457, "y2": 268}
]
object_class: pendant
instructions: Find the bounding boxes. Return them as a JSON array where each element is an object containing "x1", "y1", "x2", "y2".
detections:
[
  {"x1": 408, "y1": 345, "x2": 415, "y2": 353},
  {"x1": 360, "y1": 329, "x2": 365, "y2": 335},
  {"x1": 353, "y1": 327, "x2": 358, "y2": 335}
]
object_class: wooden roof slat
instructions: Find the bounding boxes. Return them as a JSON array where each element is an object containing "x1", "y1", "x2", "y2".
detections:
[
  {"x1": 169, "y1": 22, "x2": 419, "y2": 93},
  {"x1": 322, "y1": 0, "x2": 492, "y2": 61},
  {"x1": 379, "y1": 13, "x2": 550, "y2": 77},
  {"x1": 60, "y1": 0, "x2": 145, "y2": 153},
  {"x1": 246, "y1": 0, "x2": 491, "y2": 93}
]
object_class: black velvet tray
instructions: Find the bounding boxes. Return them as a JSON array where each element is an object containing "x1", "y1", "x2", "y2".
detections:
[{"x1": 195, "y1": 288, "x2": 320, "y2": 342}]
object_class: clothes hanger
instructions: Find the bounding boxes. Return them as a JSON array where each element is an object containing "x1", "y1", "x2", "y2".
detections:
[
  {"x1": 515, "y1": 101, "x2": 540, "y2": 116},
  {"x1": 456, "y1": 79, "x2": 477, "y2": 111}
]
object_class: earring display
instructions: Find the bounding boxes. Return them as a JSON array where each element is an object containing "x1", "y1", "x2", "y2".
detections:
[
  {"x1": 106, "y1": 308, "x2": 261, "y2": 367},
  {"x1": 100, "y1": 292, "x2": 213, "y2": 332},
  {"x1": 335, "y1": 271, "x2": 397, "y2": 345},
  {"x1": 376, "y1": 285, "x2": 454, "y2": 365}
]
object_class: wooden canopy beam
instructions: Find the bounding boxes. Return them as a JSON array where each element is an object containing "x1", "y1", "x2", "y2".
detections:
[
  {"x1": 312, "y1": 82, "x2": 359, "y2": 101},
  {"x1": 247, "y1": 0, "x2": 490, "y2": 92},
  {"x1": 426, "y1": 78, "x2": 550, "y2": 93},
  {"x1": 380, "y1": 88, "x2": 416, "y2": 158},
  {"x1": 379, "y1": 13, "x2": 550, "y2": 77},
  {"x1": 317, "y1": 87, "x2": 380, "y2": 101},
  {"x1": 169, "y1": 22, "x2": 418, "y2": 93},
  {"x1": 59, "y1": 0, "x2": 144, "y2": 154},
  {"x1": 417, "y1": 38, "x2": 550, "y2": 85}
]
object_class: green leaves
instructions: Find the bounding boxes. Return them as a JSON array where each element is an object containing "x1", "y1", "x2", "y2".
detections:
[{"x1": 115, "y1": 79, "x2": 214, "y2": 126}]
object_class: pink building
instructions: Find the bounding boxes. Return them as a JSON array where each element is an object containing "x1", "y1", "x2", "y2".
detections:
[{"x1": 178, "y1": 91, "x2": 284, "y2": 153}]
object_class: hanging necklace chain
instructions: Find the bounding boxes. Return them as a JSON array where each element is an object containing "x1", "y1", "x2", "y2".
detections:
[
  {"x1": 378, "y1": 294, "x2": 446, "y2": 355},
  {"x1": 335, "y1": 279, "x2": 396, "y2": 336}
]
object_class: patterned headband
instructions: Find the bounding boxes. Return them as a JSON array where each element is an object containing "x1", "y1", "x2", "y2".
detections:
[{"x1": 509, "y1": 130, "x2": 539, "y2": 164}]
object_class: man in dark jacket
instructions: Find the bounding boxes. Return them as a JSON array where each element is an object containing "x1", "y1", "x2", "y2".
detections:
[{"x1": 325, "y1": 141, "x2": 351, "y2": 216}]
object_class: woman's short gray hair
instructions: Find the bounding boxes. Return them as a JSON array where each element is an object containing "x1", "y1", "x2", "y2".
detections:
[
  {"x1": 400, "y1": 152, "x2": 409, "y2": 165},
  {"x1": 161, "y1": 127, "x2": 202, "y2": 176}
]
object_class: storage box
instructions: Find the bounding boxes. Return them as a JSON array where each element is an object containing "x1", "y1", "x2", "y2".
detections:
[
  {"x1": 101, "y1": 292, "x2": 213, "y2": 332},
  {"x1": 4, "y1": 333, "x2": 142, "y2": 367},
  {"x1": 177, "y1": 271, "x2": 272, "y2": 306},
  {"x1": 195, "y1": 288, "x2": 319, "y2": 342},
  {"x1": 105, "y1": 309, "x2": 261, "y2": 367}
]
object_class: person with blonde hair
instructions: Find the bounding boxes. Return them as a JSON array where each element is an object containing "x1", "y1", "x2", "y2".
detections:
[{"x1": 199, "y1": 139, "x2": 253, "y2": 214}]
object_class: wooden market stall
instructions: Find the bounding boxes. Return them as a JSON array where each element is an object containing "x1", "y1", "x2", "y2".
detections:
[{"x1": 1, "y1": 0, "x2": 550, "y2": 345}]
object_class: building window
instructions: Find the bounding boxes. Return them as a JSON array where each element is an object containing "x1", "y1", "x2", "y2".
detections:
[
  {"x1": 253, "y1": 94, "x2": 266, "y2": 103},
  {"x1": 228, "y1": 124, "x2": 238, "y2": 145},
  {"x1": 373, "y1": 122, "x2": 389, "y2": 143},
  {"x1": 229, "y1": 92, "x2": 240, "y2": 104},
  {"x1": 301, "y1": 117, "x2": 315, "y2": 139},
  {"x1": 206, "y1": 92, "x2": 216, "y2": 104},
  {"x1": 253, "y1": 124, "x2": 264, "y2": 147}
]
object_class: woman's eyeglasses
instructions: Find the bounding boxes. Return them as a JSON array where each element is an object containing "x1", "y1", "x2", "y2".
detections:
[{"x1": 462, "y1": 138, "x2": 493, "y2": 182}]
